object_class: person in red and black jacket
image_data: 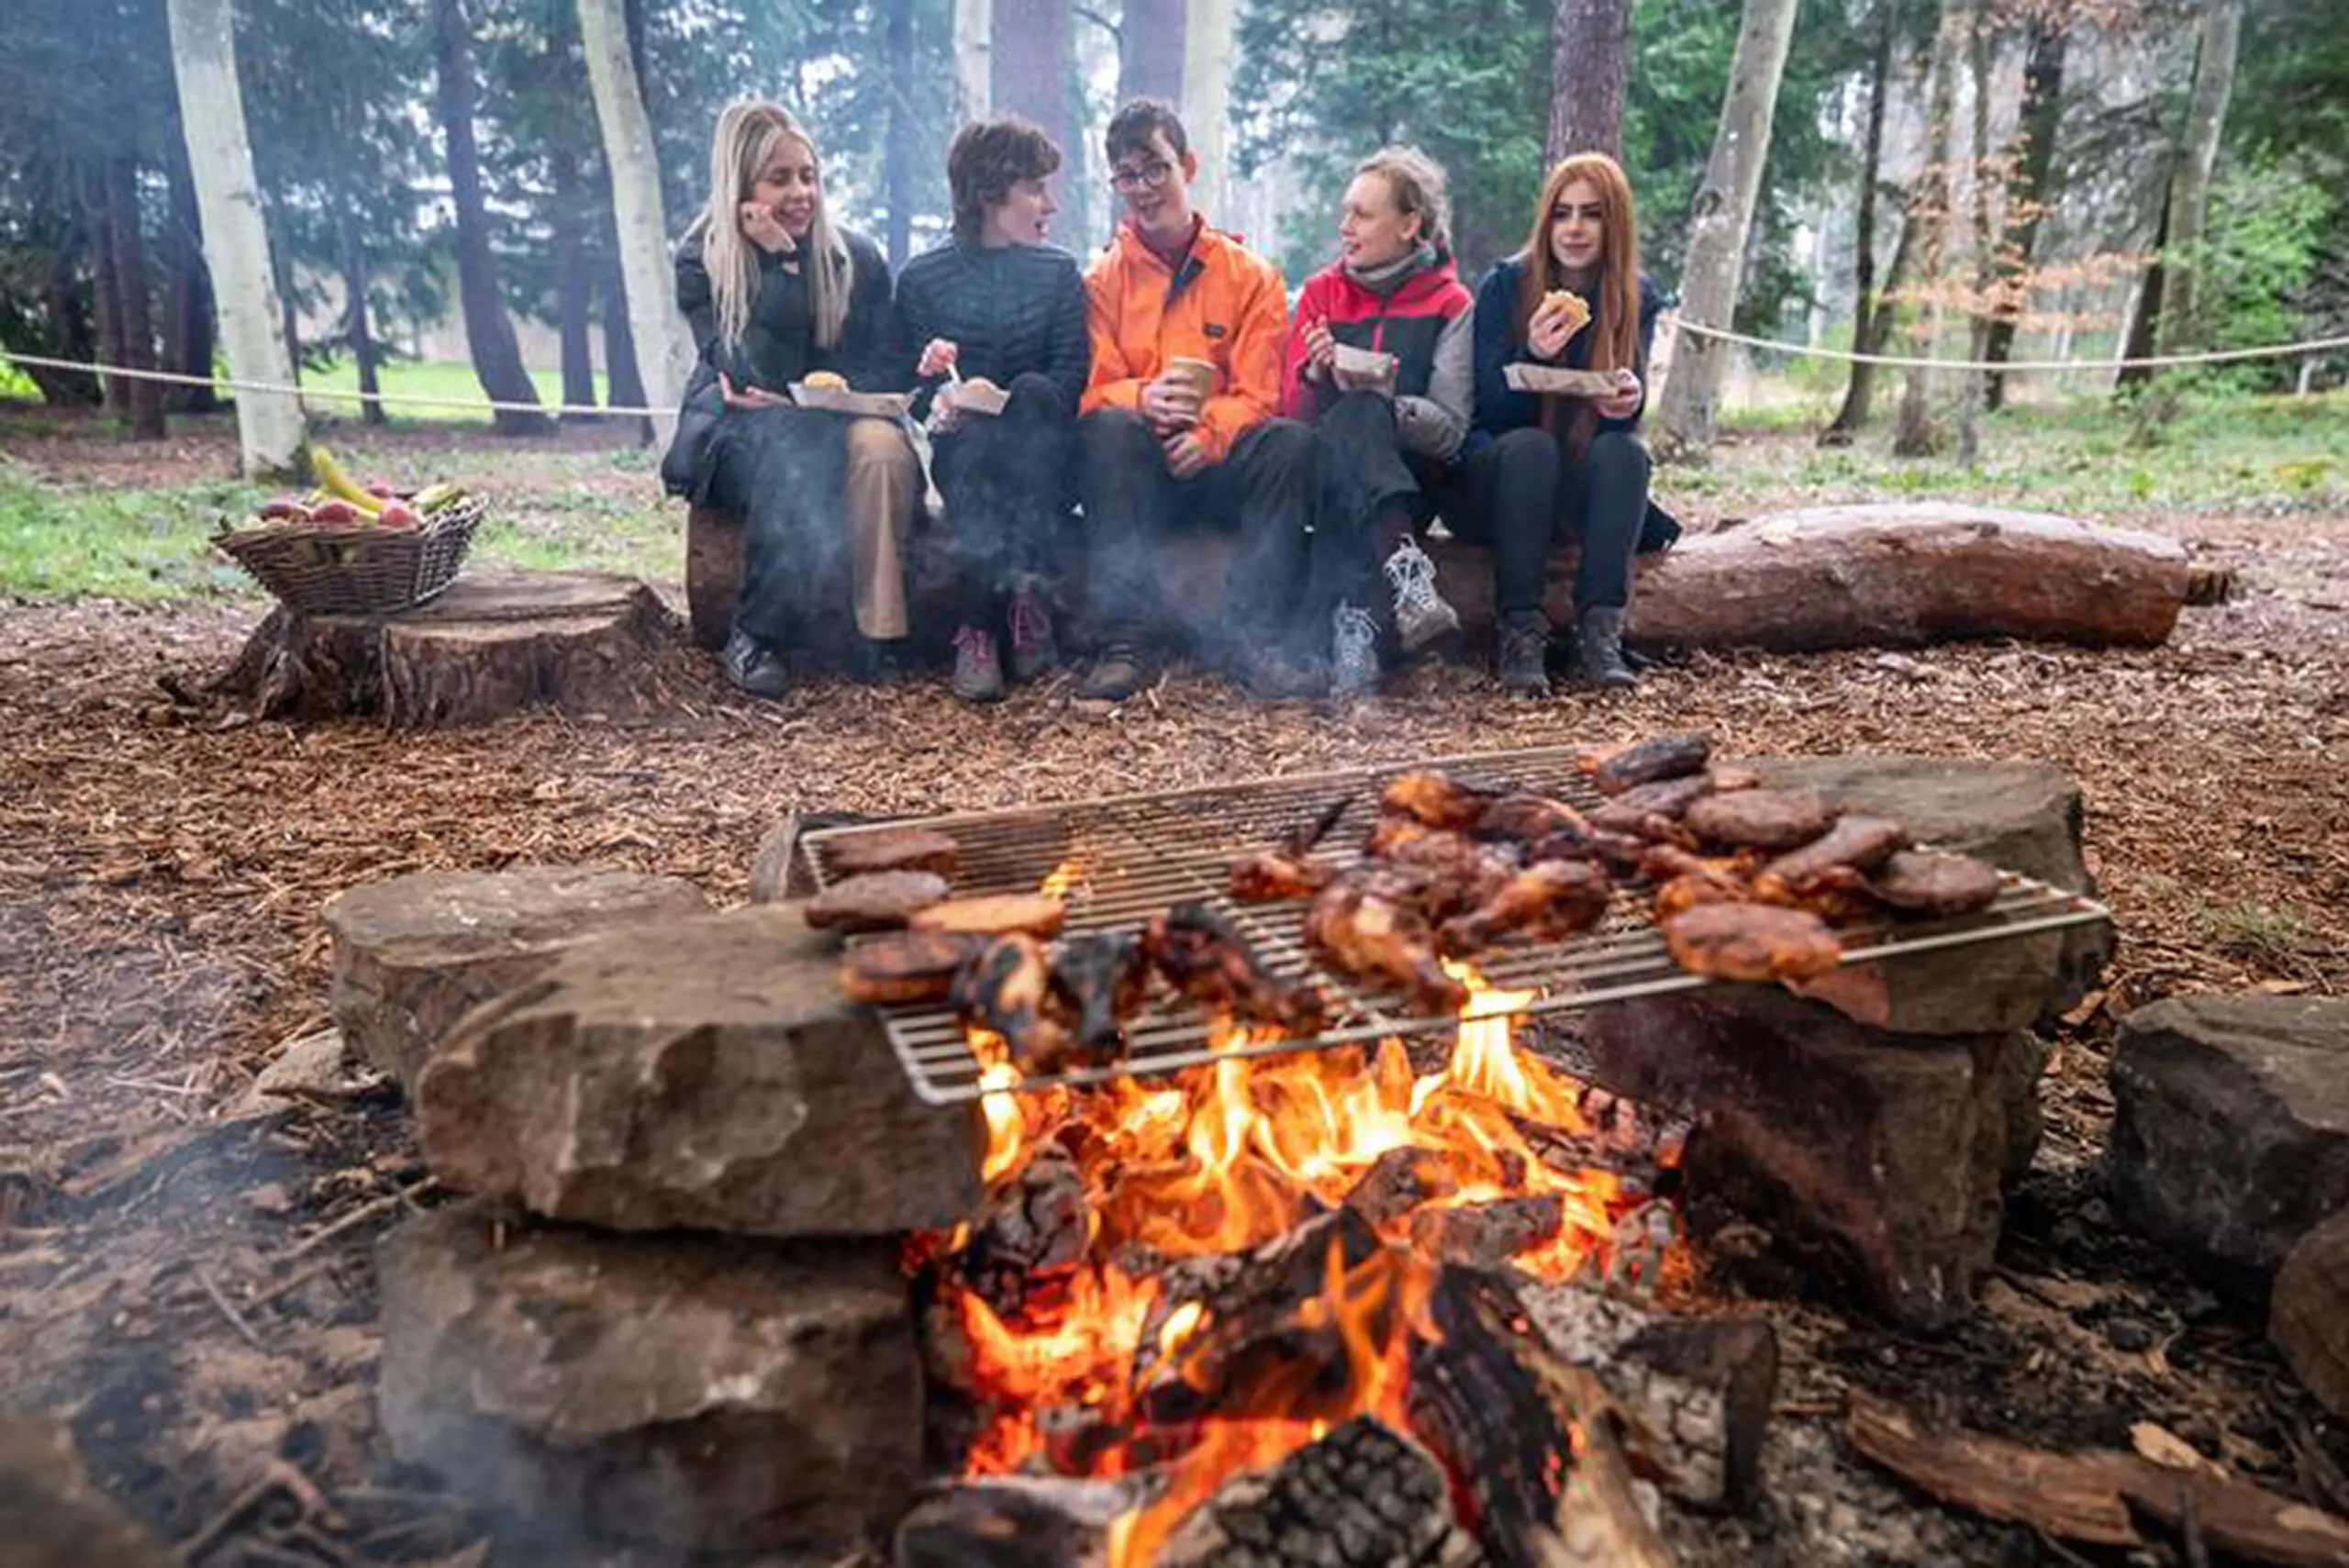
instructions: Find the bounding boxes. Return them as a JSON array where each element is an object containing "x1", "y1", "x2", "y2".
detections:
[{"x1": 1281, "y1": 146, "x2": 1474, "y2": 696}]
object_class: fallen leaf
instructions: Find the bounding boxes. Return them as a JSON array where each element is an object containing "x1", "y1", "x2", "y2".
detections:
[{"x1": 2132, "y1": 1422, "x2": 2220, "y2": 1475}]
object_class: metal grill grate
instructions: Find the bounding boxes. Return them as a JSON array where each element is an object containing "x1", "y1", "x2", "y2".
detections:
[{"x1": 802, "y1": 744, "x2": 2110, "y2": 1106}]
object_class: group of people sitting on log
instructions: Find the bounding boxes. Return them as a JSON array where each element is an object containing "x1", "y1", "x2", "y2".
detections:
[{"x1": 662, "y1": 96, "x2": 1679, "y2": 707}]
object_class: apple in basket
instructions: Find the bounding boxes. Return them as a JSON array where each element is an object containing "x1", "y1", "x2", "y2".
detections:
[
  {"x1": 309, "y1": 499, "x2": 365, "y2": 526},
  {"x1": 375, "y1": 503, "x2": 422, "y2": 529},
  {"x1": 257, "y1": 497, "x2": 311, "y2": 525}
]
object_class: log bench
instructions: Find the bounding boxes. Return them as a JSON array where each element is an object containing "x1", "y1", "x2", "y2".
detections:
[{"x1": 684, "y1": 499, "x2": 2205, "y2": 657}]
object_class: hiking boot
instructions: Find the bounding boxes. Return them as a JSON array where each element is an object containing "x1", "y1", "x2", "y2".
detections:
[
  {"x1": 1007, "y1": 577, "x2": 1059, "y2": 684},
  {"x1": 1239, "y1": 645, "x2": 1330, "y2": 701},
  {"x1": 1384, "y1": 537, "x2": 1462, "y2": 653},
  {"x1": 1497, "y1": 611, "x2": 1552, "y2": 698},
  {"x1": 852, "y1": 636, "x2": 913, "y2": 684},
  {"x1": 722, "y1": 628, "x2": 789, "y2": 702},
  {"x1": 1575, "y1": 606, "x2": 1638, "y2": 690},
  {"x1": 951, "y1": 624, "x2": 1007, "y2": 704},
  {"x1": 1075, "y1": 639, "x2": 1157, "y2": 705},
  {"x1": 1331, "y1": 602, "x2": 1381, "y2": 698}
]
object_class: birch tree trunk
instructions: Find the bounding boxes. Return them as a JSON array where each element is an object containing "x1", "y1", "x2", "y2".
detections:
[
  {"x1": 579, "y1": 0, "x2": 686, "y2": 445},
  {"x1": 432, "y1": 0, "x2": 556, "y2": 436},
  {"x1": 1120, "y1": 0, "x2": 1186, "y2": 103},
  {"x1": 2158, "y1": 0, "x2": 2243, "y2": 353},
  {"x1": 956, "y1": 0, "x2": 994, "y2": 121},
  {"x1": 1893, "y1": 0, "x2": 1965, "y2": 459},
  {"x1": 1653, "y1": 0, "x2": 1804, "y2": 461},
  {"x1": 1823, "y1": 0, "x2": 1900, "y2": 441},
  {"x1": 165, "y1": 0, "x2": 306, "y2": 475},
  {"x1": 1547, "y1": 0, "x2": 1633, "y2": 162},
  {"x1": 1183, "y1": 0, "x2": 1236, "y2": 219}
]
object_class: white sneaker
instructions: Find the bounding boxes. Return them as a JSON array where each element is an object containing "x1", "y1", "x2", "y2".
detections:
[
  {"x1": 1384, "y1": 538, "x2": 1462, "y2": 653},
  {"x1": 1332, "y1": 602, "x2": 1380, "y2": 697}
]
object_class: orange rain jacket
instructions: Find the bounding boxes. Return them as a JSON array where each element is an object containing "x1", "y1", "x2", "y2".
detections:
[{"x1": 1080, "y1": 220, "x2": 1290, "y2": 466}]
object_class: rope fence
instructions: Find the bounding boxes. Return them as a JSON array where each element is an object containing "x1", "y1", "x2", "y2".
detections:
[{"x1": 4, "y1": 322, "x2": 2344, "y2": 425}]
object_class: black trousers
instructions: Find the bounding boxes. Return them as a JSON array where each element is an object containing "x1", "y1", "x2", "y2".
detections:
[
  {"x1": 1304, "y1": 391, "x2": 1440, "y2": 621},
  {"x1": 1077, "y1": 408, "x2": 1315, "y2": 660},
  {"x1": 930, "y1": 373, "x2": 1074, "y2": 624},
  {"x1": 728, "y1": 405, "x2": 917, "y2": 647},
  {"x1": 1442, "y1": 427, "x2": 1653, "y2": 619}
]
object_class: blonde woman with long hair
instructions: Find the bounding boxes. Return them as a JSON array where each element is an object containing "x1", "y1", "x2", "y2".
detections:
[
  {"x1": 660, "y1": 100, "x2": 918, "y2": 701},
  {"x1": 1452, "y1": 152, "x2": 1677, "y2": 695}
]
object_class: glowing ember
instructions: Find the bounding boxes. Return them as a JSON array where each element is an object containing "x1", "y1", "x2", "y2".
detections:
[{"x1": 937, "y1": 962, "x2": 1672, "y2": 1561}]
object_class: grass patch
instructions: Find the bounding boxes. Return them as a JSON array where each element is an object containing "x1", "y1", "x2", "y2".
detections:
[
  {"x1": 2192, "y1": 898, "x2": 2327, "y2": 970},
  {"x1": 299, "y1": 360, "x2": 615, "y2": 421},
  {"x1": 0, "y1": 458, "x2": 262, "y2": 601}
]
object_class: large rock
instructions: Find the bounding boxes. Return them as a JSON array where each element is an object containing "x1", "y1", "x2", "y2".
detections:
[
  {"x1": 2107, "y1": 993, "x2": 2349, "y2": 1289},
  {"x1": 1749, "y1": 754, "x2": 2110, "y2": 1037},
  {"x1": 2274, "y1": 1209, "x2": 2349, "y2": 1420},
  {"x1": 328, "y1": 866, "x2": 710, "y2": 1092},
  {"x1": 1586, "y1": 985, "x2": 2044, "y2": 1330},
  {"x1": 0, "y1": 1419, "x2": 173, "y2": 1568},
  {"x1": 379, "y1": 1204, "x2": 919, "y2": 1553},
  {"x1": 416, "y1": 906, "x2": 985, "y2": 1238}
]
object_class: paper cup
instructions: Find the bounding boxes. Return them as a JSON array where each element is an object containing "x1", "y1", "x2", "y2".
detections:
[{"x1": 1167, "y1": 357, "x2": 1219, "y2": 399}]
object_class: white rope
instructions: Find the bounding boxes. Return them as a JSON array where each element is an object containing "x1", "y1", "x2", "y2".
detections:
[
  {"x1": 1668, "y1": 316, "x2": 2349, "y2": 374},
  {"x1": 0, "y1": 348, "x2": 666, "y2": 419}
]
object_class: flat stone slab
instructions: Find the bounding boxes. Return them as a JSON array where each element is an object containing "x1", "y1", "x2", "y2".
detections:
[
  {"x1": 416, "y1": 906, "x2": 985, "y2": 1238},
  {"x1": 379, "y1": 1204, "x2": 918, "y2": 1553},
  {"x1": 326, "y1": 866, "x2": 711, "y2": 1092},
  {"x1": 2108, "y1": 993, "x2": 2349, "y2": 1288},
  {"x1": 1747, "y1": 754, "x2": 2109, "y2": 1037}
]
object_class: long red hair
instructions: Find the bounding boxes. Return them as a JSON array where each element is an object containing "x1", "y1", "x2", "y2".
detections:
[{"x1": 1513, "y1": 153, "x2": 1642, "y2": 380}]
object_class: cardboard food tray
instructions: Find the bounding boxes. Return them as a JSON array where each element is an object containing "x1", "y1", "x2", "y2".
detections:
[
  {"x1": 1332, "y1": 343, "x2": 1397, "y2": 378},
  {"x1": 790, "y1": 384, "x2": 914, "y2": 419},
  {"x1": 1504, "y1": 364, "x2": 1620, "y2": 398},
  {"x1": 949, "y1": 378, "x2": 1009, "y2": 417}
]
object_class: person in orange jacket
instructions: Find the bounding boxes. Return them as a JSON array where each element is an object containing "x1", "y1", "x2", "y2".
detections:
[{"x1": 1074, "y1": 98, "x2": 1321, "y2": 705}]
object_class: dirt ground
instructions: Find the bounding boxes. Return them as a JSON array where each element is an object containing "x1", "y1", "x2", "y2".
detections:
[{"x1": 2, "y1": 409, "x2": 2345, "y2": 1565}]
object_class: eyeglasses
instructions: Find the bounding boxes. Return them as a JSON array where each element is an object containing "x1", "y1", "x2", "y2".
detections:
[{"x1": 1109, "y1": 160, "x2": 1174, "y2": 193}]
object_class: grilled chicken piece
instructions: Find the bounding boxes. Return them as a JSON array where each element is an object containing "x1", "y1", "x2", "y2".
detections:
[
  {"x1": 1758, "y1": 815, "x2": 1910, "y2": 892},
  {"x1": 1144, "y1": 903, "x2": 1329, "y2": 1035},
  {"x1": 838, "y1": 931, "x2": 988, "y2": 1005},
  {"x1": 1663, "y1": 902, "x2": 1842, "y2": 984},
  {"x1": 1473, "y1": 793, "x2": 1592, "y2": 848},
  {"x1": 1867, "y1": 851, "x2": 2004, "y2": 917},
  {"x1": 1382, "y1": 833, "x2": 1520, "y2": 922},
  {"x1": 1587, "y1": 732, "x2": 1714, "y2": 795},
  {"x1": 952, "y1": 933, "x2": 1080, "y2": 1073},
  {"x1": 1683, "y1": 787, "x2": 1838, "y2": 851},
  {"x1": 1379, "y1": 770, "x2": 1497, "y2": 830},
  {"x1": 1439, "y1": 858, "x2": 1613, "y2": 952},
  {"x1": 1305, "y1": 874, "x2": 1468, "y2": 1015},
  {"x1": 1229, "y1": 849, "x2": 1336, "y2": 902},
  {"x1": 830, "y1": 826, "x2": 962, "y2": 879},
  {"x1": 1589, "y1": 773, "x2": 1717, "y2": 834},
  {"x1": 1051, "y1": 931, "x2": 1152, "y2": 1061},
  {"x1": 805, "y1": 870, "x2": 950, "y2": 932},
  {"x1": 1364, "y1": 814, "x2": 1442, "y2": 858},
  {"x1": 1642, "y1": 844, "x2": 1758, "y2": 918},
  {"x1": 1584, "y1": 828, "x2": 1655, "y2": 876}
]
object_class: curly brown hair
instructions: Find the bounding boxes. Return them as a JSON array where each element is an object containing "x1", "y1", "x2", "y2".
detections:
[{"x1": 948, "y1": 117, "x2": 1063, "y2": 242}]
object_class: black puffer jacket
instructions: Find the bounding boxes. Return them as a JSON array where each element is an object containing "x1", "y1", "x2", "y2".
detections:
[
  {"x1": 893, "y1": 240, "x2": 1090, "y2": 417},
  {"x1": 662, "y1": 224, "x2": 905, "y2": 498}
]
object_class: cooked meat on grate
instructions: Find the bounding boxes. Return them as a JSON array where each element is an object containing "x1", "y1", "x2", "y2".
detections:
[
  {"x1": 1664, "y1": 902, "x2": 1843, "y2": 984},
  {"x1": 1363, "y1": 814, "x2": 1443, "y2": 858},
  {"x1": 1439, "y1": 858, "x2": 1613, "y2": 952},
  {"x1": 1709, "y1": 765, "x2": 1765, "y2": 792},
  {"x1": 1473, "y1": 793, "x2": 1592, "y2": 847},
  {"x1": 1642, "y1": 844, "x2": 1758, "y2": 918},
  {"x1": 803, "y1": 870, "x2": 951, "y2": 932},
  {"x1": 829, "y1": 826, "x2": 962, "y2": 879},
  {"x1": 1584, "y1": 828, "x2": 1655, "y2": 875},
  {"x1": 837, "y1": 931, "x2": 989, "y2": 1005},
  {"x1": 1867, "y1": 851, "x2": 2004, "y2": 916},
  {"x1": 952, "y1": 933, "x2": 1082, "y2": 1072},
  {"x1": 1683, "y1": 787, "x2": 1839, "y2": 851},
  {"x1": 1378, "y1": 769, "x2": 1497, "y2": 830},
  {"x1": 1589, "y1": 773, "x2": 1718, "y2": 833},
  {"x1": 1145, "y1": 903, "x2": 1330, "y2": 1036},
  {"x1": 1379, "y1": 834, "x2": 1520, "y2": 923},
  {"x1": 1587, "y1": 731, "x2": 1714, "y2": 795},
  {"x1": 1230, "y1": 849, "x2": 1338, "y2": 902},
  {"x1": 911, "y1": 893, "x2": 1070, "y2": 939},
  {"x1": 1306, "y1": 873, "x2": 1469, "y2": 1015},
  {"x1": 1051, "y1": 930, "x2": 1153, "y2": 1061},
  {"x1": 1759, "y1": 814, "x2": 1909, "y2": 889}
]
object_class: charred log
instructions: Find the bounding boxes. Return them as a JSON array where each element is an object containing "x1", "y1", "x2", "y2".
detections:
[
  {"x1": 962, "y1": 1145, "x2": 1089, "y2": 1319},
  {"x1": 1409, "y1": 1195, "x2": 1565, "y2": 1270},
  {"x1": 1156, "y1": 1417, "x2": 1485, "y2": 1568},
  {"x1": 894, "y1": 1474, "x2": 1138, "y2": 1568}
]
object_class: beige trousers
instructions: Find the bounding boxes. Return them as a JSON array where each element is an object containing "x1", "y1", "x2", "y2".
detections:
[{"x1": 844, "y1": 417, "x2": 921, "y2": 639}]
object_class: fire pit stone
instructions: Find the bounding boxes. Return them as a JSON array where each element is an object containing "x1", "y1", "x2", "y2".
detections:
[
  {"x1": 415, "y1": 906, "x2": 985, "y2": 1238},
  {"x1": 0, "y1": 1418, "x2": 174, "y2": 1568},
  {"x1": 378, "y1": 1201, "x2": 920, "y2": 1554},
  {"x1": 325, "y1": 865, "x2": 712, "y2": 1092}
]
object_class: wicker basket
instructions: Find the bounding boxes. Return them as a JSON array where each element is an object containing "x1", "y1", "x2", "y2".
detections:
[{"x1": 214, "y1": 495, "x2": 488, "y2": 617}]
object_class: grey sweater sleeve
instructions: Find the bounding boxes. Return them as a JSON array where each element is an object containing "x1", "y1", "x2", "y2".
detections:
[{"x1": 1394, "y1": 306, "x2": 1474, "y2": 462}]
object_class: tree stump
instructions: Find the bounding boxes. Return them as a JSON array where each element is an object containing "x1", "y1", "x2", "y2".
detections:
[
  {"x1": 216, "y1": 569, "x2": 677, "y2": 727},
  {"x1": 324, "y1": 866, "x2": 712, "y2": 1092}
]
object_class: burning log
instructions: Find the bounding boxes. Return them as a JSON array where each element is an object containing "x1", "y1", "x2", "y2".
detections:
[
  {"x1": 1343, "y1": 1148, "x2": 1467, "y2": 1229},
  {"x1": 1409, "y1": 1195, "x2": 1566, "y2": 1270},
  {"x1": 1153, "y1": 1417, "x2": 1485, "y2": 1568},
  {"x1": 962, "y1": 1146, "x2": 1090, "y2": 1319},
  {"x1": 894, "y1": 1473, "x2": 1140, "y2": 1568}
]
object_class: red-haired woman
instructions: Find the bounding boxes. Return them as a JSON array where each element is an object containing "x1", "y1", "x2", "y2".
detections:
[{"x1": 1452, "y1": 152, "x2": 1676, "y2": 695}]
